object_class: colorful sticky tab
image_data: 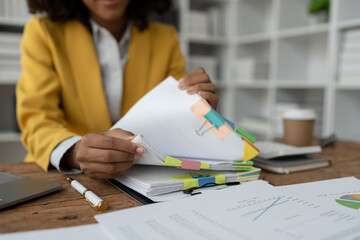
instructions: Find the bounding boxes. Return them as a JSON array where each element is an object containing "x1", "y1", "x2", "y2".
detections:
[
  {"x1": 223, "y1": 116, "x2": 235, "y2": 129},
  {"x1": 236, "y1": 127, "x2": 256, "y2": 144},
  {"x1": 191, "y1": 99, "x2": 232, "y2": 140},
  {"x1": 158, "y1": 156, "x2": 182, "y2": 167},
  {"x1": 200, "y1": 162, "x2": 210, "y2": 169},
  {"x1": 172, "y1": 173, "x2": 226, "y2": 190},
  {"x1": 181, "y1": 159, "x2": 201, "y2": 170},
  {"x1": 232, "y1": 161, "x2": 254, "y2": 166},
  {"x1": 204, "y1": 109, "x2": 225, "y2": 129},
  {"x1": 198, "y1": 176, "x2": 216, "y2": 187},
  {"x1": 242, "y1": 137, "x2": 260, "y2": 162}
]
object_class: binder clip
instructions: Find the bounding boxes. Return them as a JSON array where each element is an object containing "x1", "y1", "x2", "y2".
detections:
[{"x1": 191, "y1": 99, "x2": 232, "y2": 140}]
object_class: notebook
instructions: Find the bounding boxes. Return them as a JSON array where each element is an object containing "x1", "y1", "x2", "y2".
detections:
[
  {"x1": 253, "y1": 155, "x2": 330, "y2": 174},
  {"x1": 112, "y1": 76, "x2": 259, "y2": 170},
  {"x1": 0, "y1": 172, "x2": 61, "y2": 210},
  {"x1": 253, "y1": 141, "x2": 328, "y2": 174},
  {"x1": 255, "y1": 141, "x2": 321, "y2": 159}
]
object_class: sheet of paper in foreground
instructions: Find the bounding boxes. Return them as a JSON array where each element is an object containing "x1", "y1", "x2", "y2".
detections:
[
  {"x1": 112, "y1": 76, "x2": 251, "y2": 162},
  {"x1": 95, "y1": 179, "x2": 360, "y2": 240},
  {"x1": 0, "y1": 224, "x2": 115, "y2": 240}
]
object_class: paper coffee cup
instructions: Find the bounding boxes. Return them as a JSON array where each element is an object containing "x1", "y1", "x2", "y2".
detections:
[{"x1": 283, "y1": 109, "x2": 317, "y2": 147}]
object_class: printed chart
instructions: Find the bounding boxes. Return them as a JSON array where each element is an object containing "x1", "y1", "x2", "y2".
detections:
[{"x1": 335, "y1": 194, "x2": 360, "y2": 210}]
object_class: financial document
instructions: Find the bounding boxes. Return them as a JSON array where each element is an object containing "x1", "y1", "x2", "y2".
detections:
[
  {"x1": 96, "y1": 180, "x2": 360, "y2": 240},
  {"x1": 278, "y1": 176, "x2": 360, "y2": 213}
]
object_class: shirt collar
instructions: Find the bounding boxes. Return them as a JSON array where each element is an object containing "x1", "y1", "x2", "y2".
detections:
[{"x1": 90, "y1": 18, "x2": 131, "y2": 47}]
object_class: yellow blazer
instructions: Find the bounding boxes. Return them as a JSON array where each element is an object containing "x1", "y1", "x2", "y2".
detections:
[{"x1": 16, "y1": 17, "x2": 186, "y2": 171}]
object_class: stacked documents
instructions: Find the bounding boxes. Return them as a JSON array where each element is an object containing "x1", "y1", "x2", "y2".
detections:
[
  {"x1": 110, "y1": 76, "x2": 261, "y2": 200},
  {"x1": 115, "y1": 165, "x2": 260, "y2": 199}
]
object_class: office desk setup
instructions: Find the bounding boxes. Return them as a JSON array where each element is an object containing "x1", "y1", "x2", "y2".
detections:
[{"x1": 0, "y1": 140, "x2": 359, "y2": 234}]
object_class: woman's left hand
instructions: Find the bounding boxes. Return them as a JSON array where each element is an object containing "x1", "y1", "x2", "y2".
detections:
[{"x1": 178, "y1": 67, "x2": 219, "y2": 109}]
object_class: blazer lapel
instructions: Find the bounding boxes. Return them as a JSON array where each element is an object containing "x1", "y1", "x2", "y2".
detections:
[
  {"x1": 122, "y1": 24, "x2": 151, "y2": 115},
  {"x1": 65, "y1": 20, "x2": 112, "y2": 132}
]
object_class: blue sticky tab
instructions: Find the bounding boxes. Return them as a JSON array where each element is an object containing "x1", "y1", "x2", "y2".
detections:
[
  {"x1": 204, "y1": 109, "x2": 225, "y2": 129},
  {"x1": 223, "y1": 116, "x2": 235, "y2": 129},
  {"x1": 198, "y1": 176, "x2": 216, "y2": 187}
]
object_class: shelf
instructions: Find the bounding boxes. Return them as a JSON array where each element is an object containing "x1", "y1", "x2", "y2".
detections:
[
  {"x1": 0, "y1": 17, "x2": 28, "y2": 26},
  {"x1": 233, "y1": 33, "x2": 272, "y2": 45},
  {"x1": 278, "y1": 24, "x2": 329, "y2": 39},
  {"x1": 276, "y1": 81, "x2": 326, "y2": 89},
  {"x1": 337, "y1": 18, "x2": 360, "y2": 30},
  {"x1": 0, "y1": 132, "x2": 21, "y2": 142},
  {"x1": 231, "y1": 80, "x2": 270, "y2": 89},
  {"x1": 0, "y1": 76, "x2": 18, "y2": 85},
  {"x1": 187, "y1": 34, "x2": 228, "y2": 45},
  {"x1": 336, "y1": 82, "x2": 360, "y2": 90}
]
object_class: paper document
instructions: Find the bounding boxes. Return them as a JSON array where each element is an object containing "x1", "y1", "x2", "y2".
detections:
[
  {"x1": 112, "y1": 76, "x2": 258, "y2": 164},
  {"x1": 278, "y1": 176, "x2": 360, "y2": 212},
  {"x1": 96, "y1": 180, "x2": 360, "y2": 240},
  {"x1": 0, "y1": 224, "x2": 115, "y2": 240},
  {"x1": 114, "y1": 165, "x2": 260, "y2": 198}
]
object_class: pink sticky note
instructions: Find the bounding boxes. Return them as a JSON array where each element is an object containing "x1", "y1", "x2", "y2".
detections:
[{"x1": 181, "y1": 159, "x2": 201, "y2": 170}]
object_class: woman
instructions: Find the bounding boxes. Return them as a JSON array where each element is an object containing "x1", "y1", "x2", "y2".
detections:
[{"x1": 17, "y1": 0, "x2": 218, "y2": 179}]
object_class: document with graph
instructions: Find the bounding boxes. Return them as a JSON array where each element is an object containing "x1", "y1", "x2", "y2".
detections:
[
  {"x1": 96, "y1": 179, "x2": 360, "y2": 240},
  {"x1": 278, "y1": 176, "x2": 360, "y2": 212}
]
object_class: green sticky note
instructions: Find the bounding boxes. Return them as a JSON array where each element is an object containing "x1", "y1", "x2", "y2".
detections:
[
  {"x1": 232, "y1": 161, "x2": 254, "y2": 166},
  {"x1": 235, "y1": 127, "x2": 256, "y2": 144}
]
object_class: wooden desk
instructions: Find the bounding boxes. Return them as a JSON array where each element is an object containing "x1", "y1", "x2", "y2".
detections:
[{"x1": 0, "y1": 140, "x2": 359, "y2": 234}]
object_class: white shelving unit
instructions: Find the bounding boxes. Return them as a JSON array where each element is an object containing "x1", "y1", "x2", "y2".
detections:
[
  {"x1": 176, "y1": 0, "x2": 360, "y2": 142},
  {"x1": 0, "y1": 1, "x2": 29, "y2": 163}
]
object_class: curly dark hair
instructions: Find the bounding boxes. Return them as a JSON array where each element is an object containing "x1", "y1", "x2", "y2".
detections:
[{"x1": 26, "y1": 0, "x2": 173, "y2": 31}]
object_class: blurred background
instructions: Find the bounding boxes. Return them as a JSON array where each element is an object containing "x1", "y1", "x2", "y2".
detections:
[{"x1": 0, "y1": 0, "x2": 359, "y2": 163}]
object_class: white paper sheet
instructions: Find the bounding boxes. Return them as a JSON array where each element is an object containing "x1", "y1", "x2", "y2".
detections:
[
  {"x1": 96, "y1": 180, "x2": 360, "y2": 240},
  {"x1": 278, "y1": 176, "x2": 360, "y2": 213},
  {"x1": 0, "y1": 224, "x2": 115, "y2": 240},
  {"x1": 112, "y1": 76, "x2": 245, "y2": 161}
]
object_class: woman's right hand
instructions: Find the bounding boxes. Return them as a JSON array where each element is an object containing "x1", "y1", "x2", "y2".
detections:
[{"x1": 62, "y1": 128, "x2": 145, "y2": 179}]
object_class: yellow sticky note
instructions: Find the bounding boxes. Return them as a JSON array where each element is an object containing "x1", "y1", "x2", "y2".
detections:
[
  {"x1": 172, "y1": 175, "x2": 199, "y2": 189},
  {"x1": 243, "y1": 139, "x2": 259, "y2": 161},
  {"x1": 158, "y1": 156, "x2": 182, "y2": 167},
  {"x1": 200, "y1": 162, "x2": 210, "y2": 169},
  {"x1": 215, "y1": 174, "x2": 226, "y2": 184}
]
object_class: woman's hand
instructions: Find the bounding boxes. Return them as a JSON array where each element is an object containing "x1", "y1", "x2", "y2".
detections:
[
  {"x1": 178, "y1": 67, "x2": 219, "y2": 109},
  {"x1": 62, "y1": 128, "x2": 145, "y2": 179}
]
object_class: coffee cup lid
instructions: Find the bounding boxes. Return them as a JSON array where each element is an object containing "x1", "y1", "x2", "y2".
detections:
[{"x1": 283, "y1": 109, "x2": 317, "y2": 120}]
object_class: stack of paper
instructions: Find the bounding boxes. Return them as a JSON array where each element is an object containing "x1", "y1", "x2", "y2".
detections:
[
  {"x1": 339, "y1": 28, "x2": 360, "y2": 83},
  {"x1": 115, "y1": 165, "x2": 260, "y2": 200},
  {"x1": 110, "y1": 76, "x2": 261, "y2": 200},
  {"x1": 0, "y1": 32, "x2": 22, "y2": 83}
]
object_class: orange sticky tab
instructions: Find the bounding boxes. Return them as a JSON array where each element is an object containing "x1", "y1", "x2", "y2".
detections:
[{"x1": 191, "y1": 99, "x2": 232, "y2": 140}]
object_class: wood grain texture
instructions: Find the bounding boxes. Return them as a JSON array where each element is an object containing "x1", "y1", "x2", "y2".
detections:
[{"x1": 0, "y1": 140, "x2": 359, "y2": 233}]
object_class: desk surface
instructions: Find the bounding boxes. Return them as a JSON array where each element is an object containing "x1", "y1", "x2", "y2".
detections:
[{"x1": 0, "y1": 140, "x2": 359, "y2": 234}]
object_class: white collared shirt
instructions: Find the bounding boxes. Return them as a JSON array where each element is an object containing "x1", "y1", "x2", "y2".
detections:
[{"x1": 50, "y1": 19, "x2": 131, "y2": 173}]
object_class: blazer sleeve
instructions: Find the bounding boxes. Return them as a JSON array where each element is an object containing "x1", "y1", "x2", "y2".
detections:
[
  {"x1": 166, "y1": 26, "x2": 187, "y2": 80},
  {"x1": 16, "y1": 18, "x2": 76, "y2": 171}
]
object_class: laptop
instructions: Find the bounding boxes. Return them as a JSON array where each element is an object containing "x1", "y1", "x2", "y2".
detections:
[{"x1": 0, "y1": 172, "x2": 62, "y2": 210}]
